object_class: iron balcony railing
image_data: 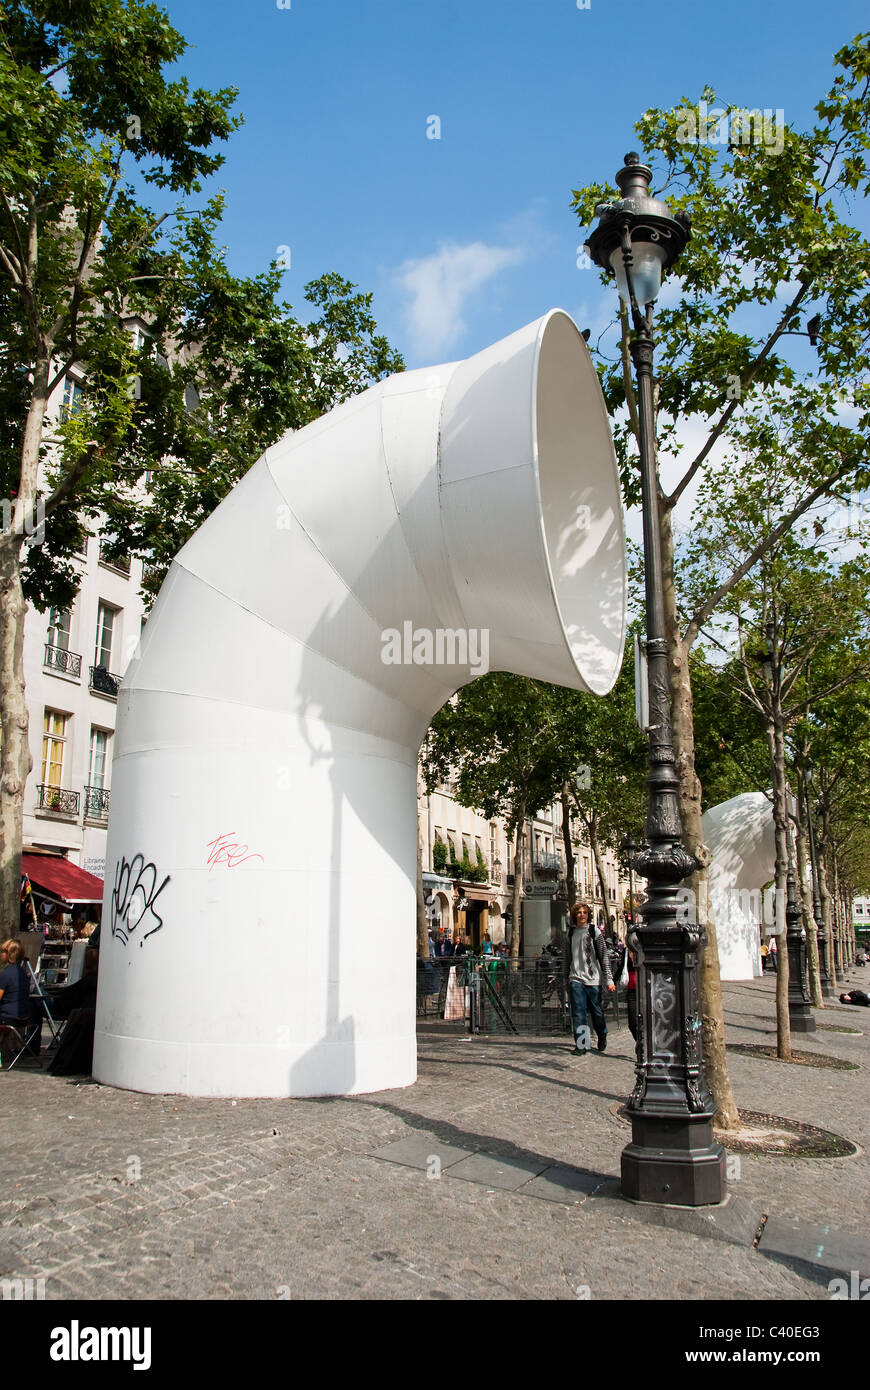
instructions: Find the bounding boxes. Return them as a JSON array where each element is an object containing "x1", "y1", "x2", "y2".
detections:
[
  {"x1": 83, "y1": 785, "x2": 110, "y2": 820},
  {"x1": 89, "y1": 665, "x2": 120, "y2": 697},
  {"x1": 44, "y1": 644, "x2": 82, "y2": 678},
  {"x1": 533, "y1": 852, "x2": 563, "y2": 875},
  {"x1": 98, "y1": 544, "x2": 131, "y2": 575},
  {"x1": 37, "y1": 784, "x2": 80, "y2": 816}
]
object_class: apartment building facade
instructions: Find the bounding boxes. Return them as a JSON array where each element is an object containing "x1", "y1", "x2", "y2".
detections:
[
  {"x1": 20, "y1": 368, "x2": 146, "y2": 881},
  {"x1": 418, "y1": 779, "x2": 629, "y2": 955}
]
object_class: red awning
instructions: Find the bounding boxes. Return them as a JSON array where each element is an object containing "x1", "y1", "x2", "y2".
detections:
[{"x1": 21, "y1": 853, "x2": 103, "y2": 906}]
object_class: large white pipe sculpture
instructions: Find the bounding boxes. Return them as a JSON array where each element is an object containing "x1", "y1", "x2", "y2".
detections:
[
  {"x1": 94, "y1": 310, "x2": 626, "y2": 1097},
  {"x1": 702, "y1": 792, "x2": 776, "y2": 981}
]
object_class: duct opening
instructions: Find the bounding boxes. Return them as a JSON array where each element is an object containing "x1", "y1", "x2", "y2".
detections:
[{"x1": 535, "y1": 312, "x2": 625, "y2": 696}]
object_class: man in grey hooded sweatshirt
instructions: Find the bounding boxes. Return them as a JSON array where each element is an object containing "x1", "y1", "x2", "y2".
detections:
[{"x1": 563, "y1": 901, "x2": 615, "y2": 1054}]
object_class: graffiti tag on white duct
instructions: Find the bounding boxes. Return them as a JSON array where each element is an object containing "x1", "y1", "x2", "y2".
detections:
[
  {"x1": 111, "y1": 854, "x2": 171, "y2": 946},
  {"x1": 205, "y1": 832, "x2": 265, "y2": 871}
]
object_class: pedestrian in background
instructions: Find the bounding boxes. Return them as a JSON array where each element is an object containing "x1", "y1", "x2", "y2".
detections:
[
  {"x1": 563, "y1": 901, "x2": 615, "y2": 1055},
  {"x1": 624, "y1": 942, "x2": 638, "y2": 1042}
]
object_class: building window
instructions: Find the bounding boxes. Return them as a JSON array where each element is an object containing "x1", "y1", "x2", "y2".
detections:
[
  {"x1": 88, "y1": 728, "x2": 108, "y2": 790},
  {"x1": 94, "y1": 603, "x2": 117, "y2": 670},
  {"x1": 45, "y1": 607, "x2": 83, "y2": 678},
  {"x1": 42, "y1": 710, "x2": 68, "y2": 787},
  {"x1": 99, "y1": 534, "x2": 131, "y2": 575},
  {"x1": 84, "y1": 728, "x2": 111, "y2": 819},
  {"x1": 47, "y1": 608, "x2": 71, "y2": 652},
  {"x1": 59, "y1": 376, "x2": 84, "y2": 422}
]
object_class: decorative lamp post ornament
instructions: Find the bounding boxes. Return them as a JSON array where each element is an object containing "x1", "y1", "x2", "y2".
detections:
[{"x1": 587, "y1": 154, "x2": 725, "y2": 1206}]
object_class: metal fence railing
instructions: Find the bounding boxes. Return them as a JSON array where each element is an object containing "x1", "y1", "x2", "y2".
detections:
[{"x1": 417, "y1": 954, "x2": 631, "y2": 1036}]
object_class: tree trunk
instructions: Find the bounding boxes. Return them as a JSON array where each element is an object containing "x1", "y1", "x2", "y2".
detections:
[
  {"x1": 1, "y1": 355, "x2": 51, "y2": 935},
  {"x1": 510, "y1": 806, "x2": 526, "y2": 960},
  {"x1": 843, "y1": 883, "x2": 856, "y2": 966},
  {"x1": 0, "y1": 550, "x2": 31, "y2": 935},
  {"x1": 561, "y1": 786, "x2": 576, "y2": 910},
  {"x1": 661, "y1": 504, "x2": 740, "y2": 1128},
  {"x1": 833, "y1": 888, "x2": 844, "y2": 974},
  {"x1": 589, "y1": 815, "x2": 614, "y2": 935},
  {"x1": 833, "y1": 865, "x2": 851, "y2": 970},
  {"x1": 836, "y1": 866, "x2": 853, "y2": 965},
  {"x1": 795, "y1": 795, "x2": 822, "y2": 1007},
  {"x1": 818, "y1": 854, "x2": 836, "y2": 989},
  {"x1": 769, "y1": 714, "x2": 792, "y2": 1060}
]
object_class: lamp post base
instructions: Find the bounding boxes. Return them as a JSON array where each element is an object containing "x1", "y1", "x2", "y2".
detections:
[
  {"x1": 621, "y1": 1115, "x2": 726, "y2": 1207},
  {"x1": 788, "y1": 1005, "x2": 816, "y2": 1033}
]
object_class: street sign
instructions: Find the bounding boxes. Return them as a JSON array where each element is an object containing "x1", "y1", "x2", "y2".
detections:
[{"x1": 634, "y1": 632, "x2": 649, "y2": 732}]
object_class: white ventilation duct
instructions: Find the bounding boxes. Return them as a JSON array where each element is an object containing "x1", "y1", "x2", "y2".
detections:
[
  {"x1": 94, "y1": 310, "x2": 626, "y2": 1097},
  {"x1": 703, "y1": 792, "x2": 776, "y2": 980}
]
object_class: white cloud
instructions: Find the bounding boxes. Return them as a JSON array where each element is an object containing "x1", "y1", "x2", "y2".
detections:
[{"x1": 395, "y1": 240, "x2": 527, "y2": 358}]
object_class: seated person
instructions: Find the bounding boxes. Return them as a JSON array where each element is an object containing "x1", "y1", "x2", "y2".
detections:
[
  {"x1": 45, "y1": 948, "x2": 99, "y2": 1017},
  {"x1": 0, "y1": 938, "x2": 35, "y2": 1064},
  {"x1": 839, "y1": 989, "x2": 870, "y2": 1007},
  {"x1": 45, "y1": 950, "x2": 99, "y2": 1075},
  {"x1": 0, "y1": 939, "x2": 31, "y2": 1019}
]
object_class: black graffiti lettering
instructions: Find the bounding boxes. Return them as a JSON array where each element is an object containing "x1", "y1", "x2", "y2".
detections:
[{"x1": 111, "y1": 853, "x2": 171, "y2": 946}]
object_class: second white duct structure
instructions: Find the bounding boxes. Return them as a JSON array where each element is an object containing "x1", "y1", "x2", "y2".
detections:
[
  {"x1": 702, "y1": 792, "x2": 776, "y2": 980},
  {"x1": 94, "y1": 310, "x2": 626, "y2": 1097}
]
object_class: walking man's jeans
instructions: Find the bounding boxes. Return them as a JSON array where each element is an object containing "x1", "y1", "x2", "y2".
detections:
[{"x1": 569, "y1": 980, "x2": 607, "y2": 1050}]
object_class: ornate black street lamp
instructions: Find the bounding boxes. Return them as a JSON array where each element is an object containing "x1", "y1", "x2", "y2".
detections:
[
  {"x1": 804, "y1": 765, "x2": 833, "y2": 1001},
  {"x1": 587, "y1": 154, "x2": 724, "y2": 1206}
]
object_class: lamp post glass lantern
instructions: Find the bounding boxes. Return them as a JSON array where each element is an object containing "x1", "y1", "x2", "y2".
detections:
[{"x1": 587, "y1": 154, "x2": 725, "y2": 1206}]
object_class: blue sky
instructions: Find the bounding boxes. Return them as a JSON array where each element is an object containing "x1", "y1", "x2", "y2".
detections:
[{"x1": 156, "y1": 0, "x2": 868, "y2": 370}]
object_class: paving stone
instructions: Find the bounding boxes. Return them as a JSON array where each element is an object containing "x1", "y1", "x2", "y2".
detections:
[
  {"x1": 519, "y1": 1166, "x2": 602, "y2": 1203},
  {"x1": 758, "y1": 1216, "x2": 870, "y2": 1277},
  {"x1": 613, "y1": 1191, "x2": 764, "y2": 1246},
  {"x1": 370, "y1": 1136, "x2": 474, "y2": 1169},
  {"x1": 445, "y1": 1152, "x2": 548, "y2": 1190},
  {"x1": 0, "y1": 977, "x2": 865, "y2": 1300}
]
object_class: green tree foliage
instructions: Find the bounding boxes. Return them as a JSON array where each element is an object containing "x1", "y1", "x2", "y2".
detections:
[
  {"x1": 422, "y1": 675, "x2": 559, "y2": 837},
  {"x1": 0, "y1": 0, "x2": 401, "y2": 929},
  {"x1": 570, "y1": 32, "x2": 870, "y2": 1123},
  {"x1": 685, "y1": 652, "x2": 769, "y2": 810},
  {"x1": 572, "y1": 36, "x2": 870, "y2": 513},
  {"x1": 552, "y1": 634, "x2": 647, "y2": 847},
  {"x1": 0, "y1": 0, "x2": 402, "y2": 611}
]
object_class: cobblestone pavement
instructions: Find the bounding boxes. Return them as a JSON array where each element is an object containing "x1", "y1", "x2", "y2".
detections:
[{"x1": 0, "y1": 975, "x2": 867, "y2": 1301}]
